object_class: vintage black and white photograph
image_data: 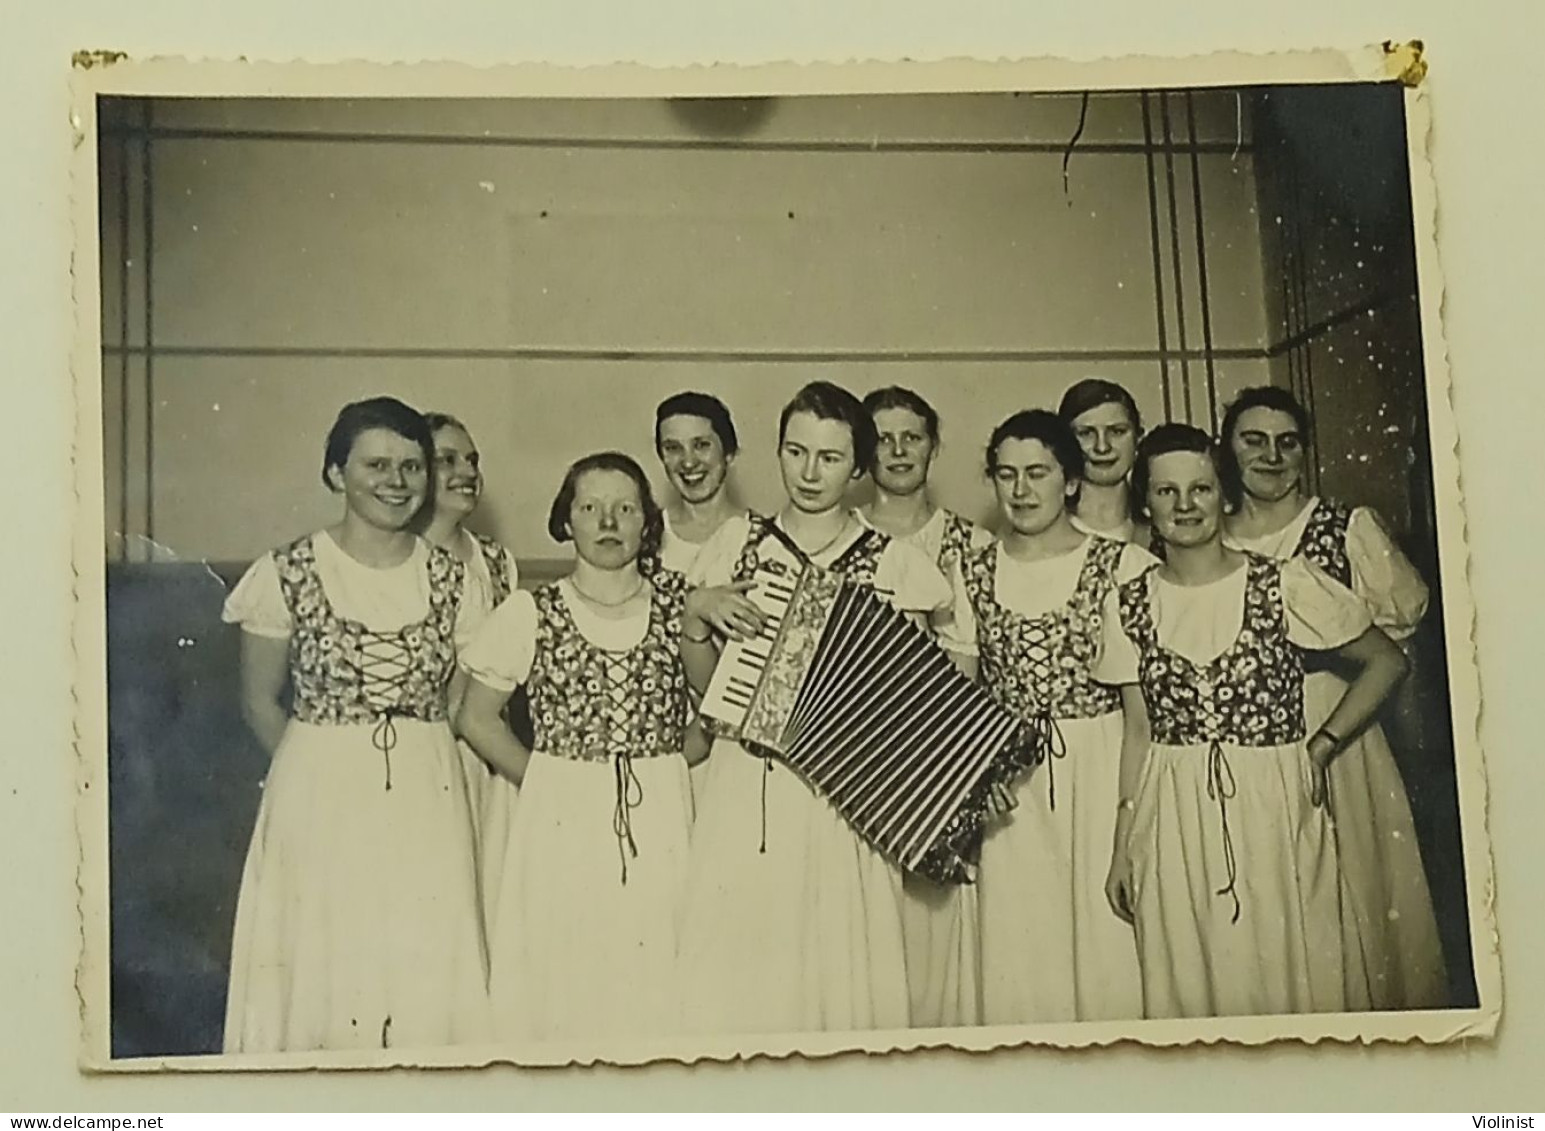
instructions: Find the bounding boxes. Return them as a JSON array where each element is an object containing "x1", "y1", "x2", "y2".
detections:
[{"x1": 71, "y1": 52, "x2": 1495, "y2": 1069}]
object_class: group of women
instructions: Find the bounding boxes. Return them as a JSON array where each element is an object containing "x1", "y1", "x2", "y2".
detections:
[{"x1": 217, "y1": 375, "x2": 1449, "y2": 1055}]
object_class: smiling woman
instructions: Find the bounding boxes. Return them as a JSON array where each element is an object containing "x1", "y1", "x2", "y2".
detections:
[
  {"x1": 416, "y1": 413, "x2": 525, "y2": 949},
  {"x1": 1095, "y1": 423, "x2": 1412, "y2": 1019},
  {"x1": 218, "y1": 396, "x2": 491, "y2": 1054},
  {"x1": 653, "y1": 391, "x2": 750, "y2": 575}
]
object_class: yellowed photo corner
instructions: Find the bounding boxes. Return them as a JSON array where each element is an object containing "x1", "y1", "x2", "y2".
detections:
[{"x1": 70, "y1": 42, "x2": 1497, "y2": 1074}]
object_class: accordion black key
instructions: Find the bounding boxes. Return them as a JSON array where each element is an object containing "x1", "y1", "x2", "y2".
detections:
[{"x1": 699, "y1": 559, "x2": 1041, "y2": 884}]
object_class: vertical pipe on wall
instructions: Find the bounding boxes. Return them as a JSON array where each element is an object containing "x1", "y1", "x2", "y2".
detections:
[
  {"x1": 1270, "y1": 108, "x2": 1305, "y2": 425},
  {"x1": 1159, "y1": 92, "x2": 1193, "y2": 424},
  {"x1": 142, "y1": 100, "x2": 156, "y2": 546},
  {"x1": 1185, "y1": 91, "x2": 1220, "y2": 435},
  {"x1": 1286, "y1": 132, "x2": 1322, "y2": 497},
  {"x1": 1140, "y1": 92, "x2": 1174, "y2": 422},
  {"x1": 116, "y1": 107, "x2": 132, "y2": 562}
]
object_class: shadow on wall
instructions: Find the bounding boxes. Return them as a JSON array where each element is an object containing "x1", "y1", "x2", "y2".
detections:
[
  {"x1": 106, "y1": 560, "x2": 539, "y2": 1058},
  {"x1": 108, "y1": 563, "x2": 266, "y2": 1058}
]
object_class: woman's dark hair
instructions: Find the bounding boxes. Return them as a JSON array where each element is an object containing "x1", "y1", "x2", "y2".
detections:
[
  {"x1": 321, "y1": 396, "x2": 434, "y2": 489},
  {"x1": 778, "y1": 380, "x2": 877, "y2": 475},
  {"x1": 546, "y1": 451, "x2": 665, "y2": 569},
  {"x1": 1130, "y1": 422, "x2": 1243, "y2": 519},
  {"x1": 654, "y1": 391, "x2": 739, "y2": 458},
  {"x1": 861, "y1": 385, "x2": 941, "y2": 447},
  {"x1": 423, "y1": 411, "x2": 471, "y2": 437},
  {"x1": 984, "y1": 409, "x2": 1086, "y2": 488},
  {"x1": 1057, "y1": 378, "x2": 1144, "y2": 434}
]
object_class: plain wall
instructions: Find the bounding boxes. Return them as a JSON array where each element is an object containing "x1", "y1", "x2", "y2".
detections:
[{"x1": 100, "y1": 90, "x2": 1273, "y2": 565}]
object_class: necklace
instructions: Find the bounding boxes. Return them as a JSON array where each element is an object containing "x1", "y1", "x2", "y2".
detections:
[
  {"x1": 787, "y1": 514, "x2": 854, "y2": 560},
  {"x1": 568, "y1": 575, "x2": 647, "y2": 608}
]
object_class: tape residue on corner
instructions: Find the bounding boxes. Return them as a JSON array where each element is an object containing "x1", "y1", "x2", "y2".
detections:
[
  {"x1": 1382, "y1": 39, "x2": 1428, "y2": 88},
  {"x1": 72, "y1": 50, "x2": 129, "y2": 70}
]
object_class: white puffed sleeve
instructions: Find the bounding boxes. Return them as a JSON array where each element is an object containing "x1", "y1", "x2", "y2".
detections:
[
  {"x1": 453, "y1": 565, "x2": 494, "y2": 652},
  {"x1": 1345, "y1": 507, "x2": 1429, "y2": 641},
  {"x1": 873, "y1": 538, "x2": 953, "y2": 616},
  {"x1": 221, "y1": 553, "x2": 291, "y2": 639},
  {"x1": 1092, "y1": 586, "x2": 1142, "y2": 686},
  {"x1": 1281, "y1": 556, "x2": 1374, "y2": 653},
  {"x1": 1114, "y1": 541, "x2": 1161, "y2": 585},
  {"x1": 459, "y1": 590, "x2": 541, "y2": 694},
  {"x1": 934, "y1": 557, "x2": 979, "y2": 656}
]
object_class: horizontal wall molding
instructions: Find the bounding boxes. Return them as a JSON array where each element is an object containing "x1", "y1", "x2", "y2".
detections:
[
  {"x1": 100, "y1": 294, "x2": 1385, "y2": 368},
  {"x1": 100, "y1": 125, "x2": 1255, "y2": 157},
  {"x1": 100, "y1": 343, "x2": 1273, "y2": 364}
]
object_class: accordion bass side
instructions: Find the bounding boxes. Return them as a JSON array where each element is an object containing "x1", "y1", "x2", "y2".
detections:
[{"x1": 698, "y1": 559, "x2": 1041, "y2": 884}]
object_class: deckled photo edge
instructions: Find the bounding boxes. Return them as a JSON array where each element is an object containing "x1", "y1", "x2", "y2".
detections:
[{"x1": 65, "y1": 42, "x2": 1495, "y2": 1075}]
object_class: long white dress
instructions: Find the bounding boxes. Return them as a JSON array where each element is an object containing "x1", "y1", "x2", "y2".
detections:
[
  {"x1": 461, "y1": 577, "x2": 694, "y2": 1045},
  {"x1": 1227, "y1": 497, "x2": 1447, "y2": 1010},
  {"x1": 1094, "y1": 554, "x2": 1371, "y2": 1019},
  {"x1": 675, "y1": 514, "x2": 953, "y2": 1036},
  {"x1": 450, "y1": 529, "x2": 521, "y2": 941},
  {"x1": 947, "y1": 535, "x2": 1154, "y2": 1025},
  {"x1": 660, "y1": 511, "x2": 752, "y2": 803},
  {"x1": 856, "y1": 507, "x2": 992, "y2": 1029},
  {"x1": 221, "y1": 531, "x2": 490, "y2": 1053}
]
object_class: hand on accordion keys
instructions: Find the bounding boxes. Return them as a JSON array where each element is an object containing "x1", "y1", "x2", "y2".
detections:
[{"x1": 685, "y1": 580, "x2": 768, "y2": 642}]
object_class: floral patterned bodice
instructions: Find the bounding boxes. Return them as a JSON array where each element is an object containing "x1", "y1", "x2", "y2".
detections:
[
  {"x1": 730, "y1": 514, "x2": 888, "y2": 589},
  {"x1": 961, "y1": 537, "x2": 1124, "y2": 722},
  {"x1": 936, "y1": 511, "x2": 978, "y2": 572},
  {"x1": 1116, "y1": 553, "x2": 1305, "y2": 749},
  {"x1": 1115, "y1": 552, "x2": 1307, "y2": 920},
  {"x1": 526, "y1": 572, "x2": 690, "y2": 761},
  {"x1": 471, "y1": 532, "x2": 515, "y2": 604},
  {"x1": 1292, "y1": 499, "x2": 1353, "y2": 588},
  {"x1": 273, "y1": 535, "x2": 464, "y2": 727}
]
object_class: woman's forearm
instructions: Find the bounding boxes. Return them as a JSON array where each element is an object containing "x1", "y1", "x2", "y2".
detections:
[
  {"x1": 1112, "y1": 685, "x2": 1151, "y2": 846},
  {"x1": 1318, "y1": 627, "x2": 1410, "y2": 748},
  {"x1": 680, "y1": 627, "x2": 721, "y2": 695},
  {"x1": 456, "y1": 697, "x2": 532, "y2": 785},
  {"x1": 241, "y1": 698, "x2": 289, "y2": 756}
]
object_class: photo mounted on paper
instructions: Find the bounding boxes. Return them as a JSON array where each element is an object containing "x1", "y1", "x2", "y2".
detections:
[{"x1": 68, "y1": 43, "x2": 1498, "y2": 1072}]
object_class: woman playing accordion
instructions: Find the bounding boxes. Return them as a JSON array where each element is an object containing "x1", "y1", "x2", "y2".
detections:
[{"x1": 675, "y1": 381, "x2": 967, "y2": 1036}]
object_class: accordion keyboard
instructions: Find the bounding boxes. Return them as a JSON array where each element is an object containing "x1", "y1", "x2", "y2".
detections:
[{"x1": 698, "y1": 565, "x2": 799, "y2": 729}]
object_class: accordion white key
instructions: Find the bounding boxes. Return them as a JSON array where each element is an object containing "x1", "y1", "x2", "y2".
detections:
[{"x1": 699, "y1": 559, "x2": 1039, "y2": 884}]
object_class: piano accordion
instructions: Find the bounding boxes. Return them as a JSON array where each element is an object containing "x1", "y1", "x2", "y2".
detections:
[{"x1": 699, "y1": 557, "x2": 1041, "y2": 884}]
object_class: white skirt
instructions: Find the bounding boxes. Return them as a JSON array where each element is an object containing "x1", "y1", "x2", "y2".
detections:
[
  {"x1": 977, "y1": 712, "x2": 1143, "y2": 1025},
  {"x1": 457, "y1": 740, "x2": 519, "y2": 941},
  {"x1": 675, "y1": 738, "x2": 910, "y2": 1036},
  {"x1": 223, "y1": 719, "x2": 489, "y2": 1053},
  {"x1": 1309, "y1": 669, "x2": 1448, "y2": 1010},
  {"x1": 900, "y1": 874, "x2": 981, "y2": 1028},
  {"x1": 486, "y1": 748, "x2": 693, "y2": 1046},
  {"x1": 1129, "y1": 740, "x2": 1347, "y2": 1020}
]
